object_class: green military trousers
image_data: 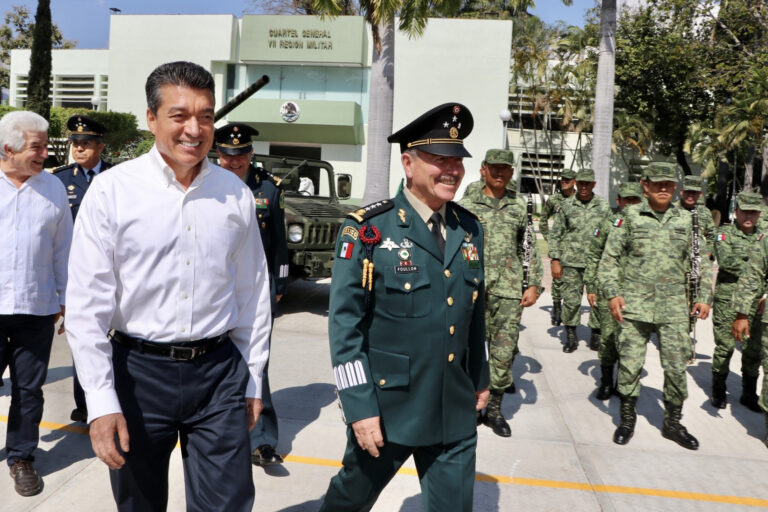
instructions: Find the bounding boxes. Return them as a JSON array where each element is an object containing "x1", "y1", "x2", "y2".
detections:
[
  {"x1": 551, "y1": 276, "x2": 562, "y2": 302},
  {"x1": 597, "y1": 294, "x2": 619, "y2": 366},
  {"x1": 485, "y1": 295, "x2": 523, "y2": 392},
  {"x1": 319, "y1": 429, "x2": 478, "y2": 512},
  {"x1": 560, "y1": 266, "x2": 600, "y2": 329},
  {"x1": 712, "y1": 296, "x2": 762, "y2": 378},
  {"x1": 617, "y1": 319, "x2": 690, "y2": 405}
]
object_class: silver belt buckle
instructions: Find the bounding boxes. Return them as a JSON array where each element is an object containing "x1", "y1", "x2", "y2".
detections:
[{"x1": 169, "y1": 345, "x2": 197, "y2": 361}]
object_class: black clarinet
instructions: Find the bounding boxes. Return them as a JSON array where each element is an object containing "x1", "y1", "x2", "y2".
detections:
[
  {"x1": 522, "y1": 194, "x2": 534, "y2": 295},
  {"x1": 687, "y1": 208, "x2": 701, "y2": 361}
]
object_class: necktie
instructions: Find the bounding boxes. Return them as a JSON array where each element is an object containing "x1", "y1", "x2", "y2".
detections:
[
  {"x1": 87, "y1": 169, "x2": 96, "y2": 183},
  {"x1": 429, "y1": 212, "x2": 445, "y2": 257}
]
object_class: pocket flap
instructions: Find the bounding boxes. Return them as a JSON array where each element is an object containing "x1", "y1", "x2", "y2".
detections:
[{"x1": 369, "y1": 348, "x2": 410, "y2": 389}]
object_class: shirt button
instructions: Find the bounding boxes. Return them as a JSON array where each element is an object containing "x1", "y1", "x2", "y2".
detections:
[
  {"x1": 183, "y1": 293, "x2": 188, "y2": 299},
  {"x1": 181, "y1": 327, "x2": 186, "y2": 333},
  {"x1": 404, "y1": 282, "x2": 411, "y2": 290},
  {"x1": 447, "y1": 297, "x2": 454, "y2": 306},
  {"x1": 379, "y1": 378, "x2": 386, "y2": 386},
  {"x1": 448, "y1": 353, "x2": 455, "y2": 363},
  {"x1": 449, "y1": 325, "x2": 455, "y2": 335},
  {"x1": 186, "y1": 260, "x2": 190, "y2": 266},
  {"x1": 187, "y1": 225, "x2": 191, "y2": 231},
  {"x1": 444, "y1": 269, "x2": 451, "y2": 278}
]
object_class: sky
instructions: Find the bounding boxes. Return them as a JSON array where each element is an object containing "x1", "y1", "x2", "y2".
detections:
[{"x1": 0, "y1": 0, "x2": 599, "y2": 49}]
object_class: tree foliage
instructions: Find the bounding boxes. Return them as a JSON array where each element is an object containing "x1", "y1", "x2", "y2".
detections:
[{"x1": 26, "y1": 0, "x2": 53, "y2": 120}]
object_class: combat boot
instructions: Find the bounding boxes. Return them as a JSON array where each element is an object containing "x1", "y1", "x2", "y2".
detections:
[
  {"x1": 589, "y1": 328, "x2": 601, "y2": 351},
  {"x1": 613, "y1": 395, "x2": 637, "y2": 445},
  {"x1": 551, "y1": 300, "x2": 562, "y2": 326},
  {"x1": 484, "y1": 391, "x2": 511, "y2": 437},
  {"x1": 710, "y1": 371, "x2": 727, "y2": 409},
  {"x1": 740, "y1": 375, "x2": 762, "y2": 413},
  {"x1": 596, "y1": 364, "x2": 614, "y2": 400},
  {"x1": 563, "y1": 326, "x2": 578, "y2": 353},
  {"x1": 661, "y1": 401, "x2": 699, "y2": 450}
]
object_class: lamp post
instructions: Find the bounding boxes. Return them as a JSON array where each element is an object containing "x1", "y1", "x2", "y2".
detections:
[
  {"x1": 91, "y1": 95, "x2": 101, "y2": 111},
  {"x1": 499, "y1": 109, "x2": 511, "y2": 150}
]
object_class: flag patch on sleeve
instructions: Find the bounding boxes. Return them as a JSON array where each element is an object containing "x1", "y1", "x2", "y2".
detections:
[
  {"x1": 612, "y1": 218, "x2": 623, "y2": 227},
  {"x1": 716, "y1": 233, "x2": 726, "y2": 242},
  {"x1": 337, "y1": 241, "x2": 355, "y2": 259},
  {"x1": 593, "y1": 228, "x2": 600, "y2": 237}
]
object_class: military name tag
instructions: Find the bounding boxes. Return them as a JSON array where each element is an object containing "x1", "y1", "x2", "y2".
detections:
[
  {"x1": 68, "y1": 194, "x2": 78, "y2": 199},
  {"x1": 395, "y1": 265, "x2": 419, "y2": 274}
]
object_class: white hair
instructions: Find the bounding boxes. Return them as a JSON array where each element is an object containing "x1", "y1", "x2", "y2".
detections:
[{"x1": 0, "y1": 111, "x2": 49, "y2": 159}]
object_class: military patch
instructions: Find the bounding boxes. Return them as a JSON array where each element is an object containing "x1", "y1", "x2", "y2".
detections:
[
  {"x1": 400, "y1": 238, "x2": 413, "y2": 248},
  {"x1": 612, "y1": 218, "x2": 623, "y2": 227},
  {"x1": 379, "y1": 238, "x2": 399, "y2": 251},
  {"x1": 254, "y1": 198, "x2": 269, "y2": 208},
  {"x1": 337, "y1": 241, "x2": 355, "y2": 260},
  {"x1": 716, "y1": 233, "x2": 726, "y2": 242},
  {"x1": 398, "y1": 208, "x2": 406, "y2": 223},
  {"x1": 67, "y1": 185, "x2": 75, "y2": 191},
  {"x1": 341, "y1": 226, "x2": 359, "y2": 240},
  {"x1": 461, "y1": 242, "x2": 480, "y2": 268},
  {"x1": 395, "y1": 264, "x2": 419, "y2": 274},
  {"x1": 398, "y1": 248, "x2": 410, "y2": 260},
  {"x1": 593, "y1": 228, "x2": 600, "y2": 237}
]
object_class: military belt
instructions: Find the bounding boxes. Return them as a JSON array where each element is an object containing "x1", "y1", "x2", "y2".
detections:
[{"x1": 112, "y1": 331, "x2": 228, "y2": 361}]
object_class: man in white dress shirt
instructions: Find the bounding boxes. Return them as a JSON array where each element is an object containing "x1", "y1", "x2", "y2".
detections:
[
  {"x1": 65, "y1": 61, "x2": 272, "y2": 511},
  {"x1": 0, "y1": 110, "x2": 73, "y2": 496}
]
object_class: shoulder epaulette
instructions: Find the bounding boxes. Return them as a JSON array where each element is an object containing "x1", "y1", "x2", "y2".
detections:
[
  {"x1": 53, "y1": 163, "x2": 76, "y2": 174},
  {"x1": 255, "y1": 166, "x2": 282, "y2": 187},
  {"x1": 449, "y1": 201, "x2": 479, "y2": 220},
  {"x1": 347, "y1": 200, "x2": 394, "y2": 223}
]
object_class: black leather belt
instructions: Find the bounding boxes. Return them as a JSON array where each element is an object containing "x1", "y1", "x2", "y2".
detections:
[{"x1": 112, "y1": 331, "x2": 227, "y2": 361}]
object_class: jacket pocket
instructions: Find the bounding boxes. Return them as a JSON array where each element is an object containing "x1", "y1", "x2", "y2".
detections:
[{"x1": 369, "y1": 348, "x2": 410, "y2": 389}]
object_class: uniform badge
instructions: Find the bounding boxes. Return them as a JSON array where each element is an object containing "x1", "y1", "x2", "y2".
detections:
[
  {"x1": 279, "y1": 190, "x2": 285, "y2": 209},
  {"x1": 593, "y1": 228, "x2": 600, "y2": 237},
  {"x1": 395, "y1": 248, "x2": 418, "y2": 274},
  {"x1": 67, "y1": 185, "x2": 75, "y2": 191},
  {"x1": 254, "y1": 198, "x2": 269, "y2": 208},
  {"x1": 453, "y1": 105, "x2": 461, "y2": 114},
  {"x1": 612, "y1": 218, "x2": 623, "y2": 227},
  {"x1": 378, "y1": 238, "x2": 400, "y2": 251},
  {"x1": 398, "y1": 249, "x2": 410, "y2": 260},
  {"x1": 341, "y1": 226, "x2": 359, "y2": 241},
  {"x1": 232, "y1": 138, "x2": 239, "y2": 145},
  {"x1": 716, "y1": 233, "x2": 726, "y2": 242},
  {"x1": 449, "y1": 127, "x2": 459, "y2": 139},
  {"x1": 337, "y1": 241, "x2": 355, "y2": 260},
  {"x1": 472, "y1": 290, "x2": 478, "y2": 303},
  {"x1": 463, "y1": 232, "x2": 472, "y2": 243},
  {"x1": 400, "y1": 238, "x2": 413, "y2": 248},
  {"x1": 461, "y1": 242, "x2": 480, "y2": 268},
  {"x1": 359, "y1": 225, "x2": 382, "y2": 304},
  {"x1": 398, "y1": 208, "x2": 406, "y2": 223}
]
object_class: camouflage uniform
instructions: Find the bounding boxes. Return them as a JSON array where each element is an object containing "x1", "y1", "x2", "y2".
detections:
[
  {"x1": 711, "y1": 193, "x2": 764, "y2": 411},
  {"x1": 549, "y1": 169, "x2": 611, "y2": 349},
  {"x1": 540, "y1": 169, "x2": 576, "y2": 318},
  {"x1": 599, "y1": 163, "x2": 713, "y2": 449},
  {"x1": 679, "y1": 175, "x2": 716, "y2": 248}
]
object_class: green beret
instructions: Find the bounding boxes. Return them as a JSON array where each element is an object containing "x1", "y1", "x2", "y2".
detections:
[
  {"x1": 483, "y1": 149, "x2": 515, "y2": 167},
  {"x1": 618, "y1": 182, "x2": 643, "y2": 198},
  {"x1": 561, "y1": 169, "x2": 577, "y2": 179},
  {"x1": 681, "y1": 175, "x2": 704, "y2": 192},
  {"x1": 575, "y1": 168, "x2": 595, "y2": 182},
  {"x1": 736, "y1": 191, "x2": 763, "y2": 211},
  {"x1": 642, "y1": 162, "x2": 679, "y2": 182}
]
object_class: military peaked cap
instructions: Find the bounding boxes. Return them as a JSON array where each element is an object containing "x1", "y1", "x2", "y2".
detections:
[
  {"x1": 67, "y1": 115, "x2": 106, "y2": 141},
  {"x1": 388, "y1": 103, "x2": 473, "y2": 158},
  {"x1": 483, "y1": 149, "x2": 514, "y2": 167},
  {"x1": 617, "y1": 182, "x2": 643, "y2": 198},
  {"x1": 215, "y1": 123, "x2": 258, "y2": 155},
  {"x1": 736, "y1": 191, "x2": 763, "y2": 211}
]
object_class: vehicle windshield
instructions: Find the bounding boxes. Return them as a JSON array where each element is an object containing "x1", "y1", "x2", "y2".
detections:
[{"x1": 256, "y1": 159, "x2": 333, "y2": 198}]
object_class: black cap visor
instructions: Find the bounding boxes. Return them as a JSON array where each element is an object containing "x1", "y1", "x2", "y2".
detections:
[
  {"x1": 406, "y1": 142, "x2": 471, "y2": 158},
  {"x1": 216, "y1": 144, "x2": 253, "y2": 156},
  {"x1": 69, "y1": 133, "x2": 102, "y2": 141}
]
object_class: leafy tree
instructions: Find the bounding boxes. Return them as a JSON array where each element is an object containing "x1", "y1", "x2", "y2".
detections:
[
  {"x1": 0, "y1": 5, "x2": 75, "y2": 91},
  {"x1": 26, "y1": 0, "x2": 53, "y2": 120}
]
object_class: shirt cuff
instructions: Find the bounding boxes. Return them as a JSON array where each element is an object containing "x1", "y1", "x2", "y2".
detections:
[
  {"x1": 246, "y1": 370, "x2": 262, "y2": 399},
  {"x1": 85, "y1": 389, "x2": 123, "y2": 424}
]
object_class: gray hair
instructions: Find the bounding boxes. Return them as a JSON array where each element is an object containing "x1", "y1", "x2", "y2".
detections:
[
  {"x1": 0, "y1": 111, "x2": 48, "y2": 159},
  {"x1": 145, "y1": 61, "x2": 215, "y2": 115}
]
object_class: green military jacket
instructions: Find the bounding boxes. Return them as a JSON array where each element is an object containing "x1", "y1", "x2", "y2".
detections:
[
  {"x1": 548, "y1": 194, "x2": 611, "y2": 268},
  {"x1": 598, "y1": 199, "x2": 713, "y2": 324},
  {"x1": 713, "y1": 223, "x2": 763, "y2": 299},
  {"x1": 584, "y1": 208, "x2": 621, "y2": 296},
  {"x1": 459, "y1": 186, "x2": 543, "y2": 299},
  {"x1": 732, "y1": 233, "x2": 768, "y2": 322},
  {"x1": 539, "y1": 191, "x2": 570, "y2": 241},
  {"x1": 328, "y1": 190, "x2": 489, "y2": 447}
]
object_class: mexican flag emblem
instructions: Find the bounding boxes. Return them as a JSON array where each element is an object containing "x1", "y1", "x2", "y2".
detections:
[
  {"x1": 337, "y1": 241, "x2": 355, "y2": 259},
  {"x1": 612, "y1": 218, "x2": 623, "y2": 227}
]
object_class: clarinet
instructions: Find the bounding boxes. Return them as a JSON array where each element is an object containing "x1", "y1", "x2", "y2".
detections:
[
  {"x1": 522, "y1": 194, "x2": 534, "y2": 295},
  {"x1": 687, "y1": 208, "x2": 701, "y2": 361}
]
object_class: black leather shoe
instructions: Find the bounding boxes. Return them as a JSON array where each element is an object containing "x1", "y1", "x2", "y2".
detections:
[
  {"x1": 70, "y1": 408, "x2": 88, "y2": 423},
  {"x1": 504, "y1": 382, "x2": 516, "y2": 394},
  {"x1": 484, "y1": 413, "x2": 511, "y2": 437},
  {"x1": 662, "y1": 421, "x2": 699, "y2": 450},
  {"x1": 252, "y1": 445, "x2": 284, "y2": 466},
  {"x1": 613, "y1": 425, "x2": 634, "y2": 445},
  {"x1": 10, "y1": 459, "x2": 42, "y2": 497}
]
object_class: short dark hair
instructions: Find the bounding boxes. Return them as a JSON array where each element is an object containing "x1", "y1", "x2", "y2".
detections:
[{"x1": 145, "y1": 61, "x2": 215, "y2": 115}]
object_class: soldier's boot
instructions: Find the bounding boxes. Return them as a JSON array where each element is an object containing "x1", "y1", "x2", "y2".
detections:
[
  {"x1": 551, "y1": 300, "x2": 562, "y2": 326},
  {"x1": 596, "y1": 365, "x2": 614, "y2": 400},
  {"x1": 710, "y1": 372, "x2": 727, "y2": 409},
  {"x1": 484, "y1": 391, "x2": 511, "y2": 438},
  {"x1": 661, "y1": 402, "x2": 699, "y2": 450},
  {"x1": 563, "y1": 326, "x2": 578, "y2": 353},
  {"x1": 612, "y1": 395, "x2": 637, "y2": 445},
  {"x1": 589, "y1": 328, "x2": 601, "y2": 351},
  {"x1": 740, "y1": 375, "x2": 762, "y2": 413}
]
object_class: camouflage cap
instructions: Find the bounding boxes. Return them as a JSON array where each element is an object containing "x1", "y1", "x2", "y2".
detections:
[
  {"x1": 483, "y1": 149, "x2": 515, "y2": 167},
  {"x1": 561, "y1": 169, "x2": 577, "y2": 180},
  {"x1": 736, "y1": 191, "x2": 763, "y2": 211},
  {"x1": 617, "y1": 182, "x2": 643, "y2": 198},
  {"x1": 642, "y1": 162, "x2": 679, "y2": 182},
  {"x1": 575, "y1": 168, "x2": 596, "y2": 182},
  {"x1": 681, "y1": 175, "x2": 704, "y2": 192}
]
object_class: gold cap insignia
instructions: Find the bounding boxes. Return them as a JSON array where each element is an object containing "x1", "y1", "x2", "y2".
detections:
[
  {"x1": 232, "y1": 138, "x2": 239, "y2": 145},
  {"x1": 77, "y1": 126, "x2": 83, "y2": 132},
  {"x1": 453, "y1": 105, "x2": 461, "y2": 114},
  {"x1": 449, "y1": 127, "x2": 459, "y2": 139}
]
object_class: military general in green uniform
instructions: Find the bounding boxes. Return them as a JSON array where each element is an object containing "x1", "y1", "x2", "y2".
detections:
[
  {"x1": 598, "y1": 162, "x2": 713, "y2": 450},
  {"x1": 549, "y1": 168, "x2": 611, "y2": 352},
  {"x1": 711, "y1": 192, "x2": 764, "y2": 411},
  {"x1": 460, "y1": 149, "x2": 542, "y2": 438},
  {"x1": 319, "y1": 103, "x2": 490, "y2": 512},
  {"x1": 584, "y1": 182, "x2": 642, "y2": 399},
  {"x1": 540, "y1": 169, "x2": 576, "y2": 325}
]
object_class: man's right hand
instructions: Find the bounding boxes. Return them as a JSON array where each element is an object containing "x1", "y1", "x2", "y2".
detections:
[
  {"x1": 351, "y1": 416, "x2": 384, "y2": 458},
  {"x1": 90, "y1": 413, "x2": 130, "y2": 469},
  {"x1": 609, "y1": 296, "x2": 626, "y2": 323},
  {"x1": 551, "y1": 260, "x2": 562, "y2": 280},
  {"x1": 732, "y1": 314, "x2": 750, "y2": 342}
]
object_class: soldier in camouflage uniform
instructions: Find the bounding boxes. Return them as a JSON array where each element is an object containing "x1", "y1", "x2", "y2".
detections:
[
  {"x1": 732, "y1": 217, "x2": 768, "y2": 448},
  {"x1": 584, "y1": 182, "x2": 643, "y2": 399},
  {"x1": 549, "y1": 168, "x2": 611, "y2": 352},
  {"x1": 711, "y1": 192, "x2": 764, "y2": 411},
  {"x1": 678, "y1": 175, "x2": 716, "y2": 254},
  {"x1": 540, "y1": 169, "x2": 576, "y2": 325},
  {"x1": 460, "y1": 149, "x2": 543, "y2": 438},
  {"x1": 598, "y1": 162, "x2": 713, "y2": 450}
]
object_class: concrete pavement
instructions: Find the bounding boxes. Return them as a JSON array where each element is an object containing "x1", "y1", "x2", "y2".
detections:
[{"x1": 1, "y1": 275, "x2": 768, "y2": 511}]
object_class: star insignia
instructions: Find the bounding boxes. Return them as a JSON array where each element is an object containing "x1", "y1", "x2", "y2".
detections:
[
  {"x1": 452, "y1": 115, "x2": 458, "y2": 122},
  {"x1": 443, "y1": 122, "x2": 449, "y2": 128}
]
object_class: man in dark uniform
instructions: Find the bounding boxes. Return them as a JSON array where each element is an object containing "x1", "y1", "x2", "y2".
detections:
[
  {"x1": 215, "y1": 123, "x2": 289, "y2": 467},
  {"x1": 53, "y1": 115, "x2": 112, "y2": 424},
  {"x1": 319, "y1": 103, "x2": 490, "y2": 512}
]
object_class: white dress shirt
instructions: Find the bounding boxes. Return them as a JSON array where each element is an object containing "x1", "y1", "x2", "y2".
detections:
[
  {"x1": 0, "y1": 168, "x2": 72, "y2": 315},
  {"x1": 66, "y1": 146, "x2": 272, "y2": 421}
]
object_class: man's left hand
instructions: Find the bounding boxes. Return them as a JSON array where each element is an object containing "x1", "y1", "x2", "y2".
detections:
[
  {"x1": 692, "y1": 303, "x2": 711, "y2": 321},
  {"x1": 246, "y1": 398, "x2": 263, "y2": 431},
  {"x1": 475, "y1": 388, "x2": 490, "y2": 411},
  {"x1": 520, "y1": 286, "x2": 539, "y2": 307},
  {"x1": 55, "y1": 305, "x2": 66, "y2": 335}
]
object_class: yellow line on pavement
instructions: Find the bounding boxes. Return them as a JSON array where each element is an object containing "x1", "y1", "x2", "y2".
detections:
[{"x1": 6, "y1": 417, "x2": 768, "y2": 508}]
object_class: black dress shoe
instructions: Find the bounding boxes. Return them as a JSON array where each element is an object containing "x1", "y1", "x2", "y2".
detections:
[
  {"x1": 252, "y1": 445, "x2": 284, "y2": 466},
  {"x1": 70, "y1": 408, "x2": 88, "y2": 423},
  {"x1": 10, "y1": 459, "x2": 42, "y2": 496}
]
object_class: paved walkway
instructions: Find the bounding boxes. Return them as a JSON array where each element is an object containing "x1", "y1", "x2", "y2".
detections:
[{"x1": 1, "y1": 275, "x2": 768, "y2": 511}]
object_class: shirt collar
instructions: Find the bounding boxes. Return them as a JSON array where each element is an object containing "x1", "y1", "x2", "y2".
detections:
[
  {"x1": 148, "y1": 145, "x2": 211, "y2": 189},
  {"x1": 403, "y1": 186, "x2": 446, "y2": 225}
]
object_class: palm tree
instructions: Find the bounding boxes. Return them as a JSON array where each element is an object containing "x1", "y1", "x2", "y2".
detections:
[{"x1": 591, "y1": 0, "x2": 617, "y2": 200}]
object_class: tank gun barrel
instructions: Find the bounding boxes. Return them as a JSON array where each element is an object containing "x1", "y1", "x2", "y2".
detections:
[{"x1": 214, "y1": 75, "x2": 270, "y2": 122}]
